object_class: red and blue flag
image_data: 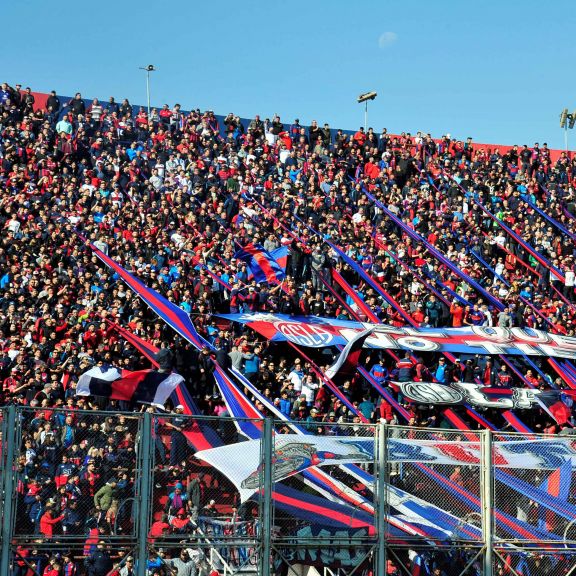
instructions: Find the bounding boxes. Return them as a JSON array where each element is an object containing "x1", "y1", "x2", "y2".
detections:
[
  {"x1": 537, "y1": 459, "x2": 572, "y2": 531},
  {"x1": 234, "y1": 243, "x2": 286, "y2": 284}
]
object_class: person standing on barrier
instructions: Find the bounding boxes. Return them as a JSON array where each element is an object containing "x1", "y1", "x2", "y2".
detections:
[
  {"x1": 187, "y1": 472, "x2": 206, "y2": 521},
  {"x1": 167, "y1": 405, "x2": 190, "y2": 466},
  {"x1": 93, "y1": 476, "x2": 116, "y2": 507},
  {"x1": 148, "y1": 406, "x2": 166, "y2": 464}
]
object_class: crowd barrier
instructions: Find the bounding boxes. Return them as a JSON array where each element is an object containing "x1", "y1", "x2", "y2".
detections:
[{"x1": 1, "y1": 405, "x2": 576, "y2": 576}]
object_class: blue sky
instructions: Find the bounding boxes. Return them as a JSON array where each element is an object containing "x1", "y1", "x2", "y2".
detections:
[{"x1": 4, "y1": 0, "x2": 576, "y2": 149}]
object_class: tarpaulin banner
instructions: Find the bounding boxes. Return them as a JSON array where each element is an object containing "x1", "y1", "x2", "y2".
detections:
[
  {"x1": 196, "y1": 434, "x2": 576, "y2": 498},
  {"x1": 393, "y1": 381, "x2": 573, "y2": 412},
  {"x1": 196, "y1": 434, "x2": 373, "y2": 501},
  {"x1": 218, "y1": 344, "x2": 553, "y2": 543},
  {"x1": 217, "y1": 312, "x2": 576, "y2": 358}
]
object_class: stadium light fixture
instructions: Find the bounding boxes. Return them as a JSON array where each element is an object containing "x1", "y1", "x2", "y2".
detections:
[
  {"x1": 139, "y1": 64, "x2": 156, "y2": 116},
  {"x1": 559, "y1": 108, "x2": 576, "y2": 151},
  {"x1": 358, "y1": 91, "x2": 377, "y2": 131}
]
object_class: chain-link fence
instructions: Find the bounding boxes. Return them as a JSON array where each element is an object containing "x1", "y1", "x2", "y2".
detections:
[
  {"x1": 271, "y1": 421, "x2": 377, "y2": 576},
  {"x1": 12, "y1": 407, "x2": 139, "y2": 542},
  {"x1": 2, "y1": 408, "x2": 576, "y2": 575},
  {"x1": 492, "y1": 549, "x2": 576, "y2": 576},
  {"x1": 491, "y1": 432, "x2": 576, "y2": 547},
  {"x1": 387, "y1": 426, "x2": 485, "y2": 545},
  {"x1": 9, "y1": 542, "x2": 139, "y2": 576},
  {"x1": 149, "y1": 412, "x2": 265, "y2": 575},
  {"x1": 0, "y1": 407, "x2": 6, "y2": 531},
  {"x1": 386, "y1": 546, "x2": 485, "y2": 576}
]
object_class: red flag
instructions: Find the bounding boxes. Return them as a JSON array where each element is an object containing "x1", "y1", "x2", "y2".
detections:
[{"x1": 536, "y1": 393, "x2": 572, "y2": 425}]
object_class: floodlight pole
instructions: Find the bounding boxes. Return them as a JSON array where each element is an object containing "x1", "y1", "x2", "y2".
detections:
[
  {"x1": 146, "y1": 69, "x2": 151, "y2": 116},
  {"x1": 358, "y1": 92, "x2": 377, "y2": 132},
  {"x1": 139, "y1": 65, "x2": 156, "y2": 116},
  {"x1": 560, "y1": 108, "x2": 575, "y2": 154}
]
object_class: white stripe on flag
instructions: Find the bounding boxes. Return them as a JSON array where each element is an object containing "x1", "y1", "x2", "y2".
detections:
[
  {"x1": 76, "y1": 366, "x2": 122, "y2": 396},
  {"x1": 325, "y1": 328, "x2": 374, "y2": 380},
  {"x1": 151, "y1": 372, "x2": 185, "y2": 407}
]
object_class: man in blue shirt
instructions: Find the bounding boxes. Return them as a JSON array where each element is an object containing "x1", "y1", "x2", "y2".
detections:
[
  {"x1": 55, "y1": 114, "x2": 73, "y2": 136},
  {"x1": 434, "y1": 357, "x2": 447, "y2": 384},
  {"x1": 0, "y1": 82, "x2": 11, "y2": 105},
  {"x1": 279, "y1": 391, "x2": 292, "y2": 417},
  {"x1": 358, "y1": 396, "x2": 375, "y2": 420},
  {"x1": 369, "y1": 360, "x2": 388, "y2": 383}
]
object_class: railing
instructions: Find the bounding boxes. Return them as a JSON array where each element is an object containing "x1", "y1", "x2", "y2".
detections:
[{"x1": 1, "y1": 405, "x2": 575, "y2": 576}]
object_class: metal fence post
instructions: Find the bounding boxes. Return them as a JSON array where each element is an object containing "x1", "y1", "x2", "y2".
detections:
[
  {"x1": 136, "y1": 411, "x2": 153, "y2": 576},
  {"x1": 0, "y1": 405, "x2": 18, "y2": 575},
  {"x1": 481, "y1": 429, "x2": 493, "y2": 576},
  {"x1": 374, "y1": 422, "x2": 387, "y2": 576},
  {"x1": 259, "y1": 417, "x2": 274, "y2": 576}
]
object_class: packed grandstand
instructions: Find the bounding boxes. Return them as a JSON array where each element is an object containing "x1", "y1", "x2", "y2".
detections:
[{"x1": 2, "y1": 82, "x2": 576, "y2": 575}]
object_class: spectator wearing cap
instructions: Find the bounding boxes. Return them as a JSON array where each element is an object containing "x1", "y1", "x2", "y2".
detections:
[
  {"x1": 86, "y1": 541, "x2": 113, "y2": 576},
  {"x1": 241, "y1": 345, "x2": 261, "y2": 382},
  {"x1": 433, "y1": 357, "x2": 448, "y2": 384},
  {"x1": 93, "y1": 477, "x2": 117, "y2": 513},
  {"x1": 292, "y1": 393, "x2": 308, "y2": 415},
  {"x1": 165, "y1": 482, "x2": 188, "y2": 517},
  {"x1": 305, "y1": 407, "x2": 321, "y2": 432}
]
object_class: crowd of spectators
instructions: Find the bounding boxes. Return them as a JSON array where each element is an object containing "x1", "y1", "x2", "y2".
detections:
[{"x1": 2, "y1": 80, "x2": 576, "y2": 574}]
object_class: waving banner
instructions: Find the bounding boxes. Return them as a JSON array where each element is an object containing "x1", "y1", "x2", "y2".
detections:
[
  {"x1": 196, "y1": 434, "x2": 576, "y2": 501},
  {"x1": 233, "y1": 242, "x2": 286, "y2": 284},
  {"x1": 217, "y1": 313, "x2": 576, "y2": 359}
]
